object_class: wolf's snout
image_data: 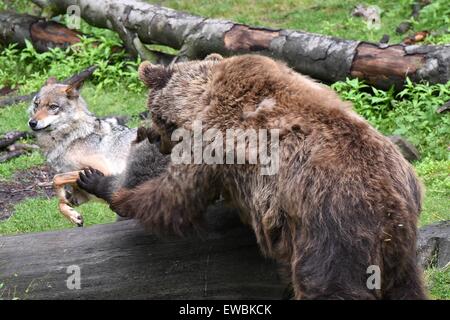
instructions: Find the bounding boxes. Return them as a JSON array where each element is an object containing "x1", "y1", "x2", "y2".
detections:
[{"x1": 29, "y1": 119, "x2": 38, "y2": 129}]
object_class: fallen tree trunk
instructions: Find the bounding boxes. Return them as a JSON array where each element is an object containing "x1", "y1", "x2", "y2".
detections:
[
  {"x1": 0, "y1": 211, "x2": 284, "y2": 299},
  {"x1": 0, "y1": 212, "x2": 448, "y2": 299},
  {"x1": 31, "y1": 0, "x2": 450, "y2": 90},
  {"x1": 0, "y1": 11, "x2": 81, "y2": 51}
]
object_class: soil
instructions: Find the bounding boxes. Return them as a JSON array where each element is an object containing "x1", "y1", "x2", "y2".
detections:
[{"x1": 0, "y1": 165, "x2": 55, "y2": 221}]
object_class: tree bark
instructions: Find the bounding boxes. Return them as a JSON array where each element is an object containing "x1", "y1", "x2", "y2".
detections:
[
  {"x1": 0, "y1": 215, "x2": 284, "y2": 299},
  {"x1": 0, "y1": 11, "x2": 81, "y2": 51},
  {"x1": 31, "y1": 0, "x2": 450, "y2": 90},
  {"x1": 0, "y1": 214, "x2": 448, "y2": 299}
]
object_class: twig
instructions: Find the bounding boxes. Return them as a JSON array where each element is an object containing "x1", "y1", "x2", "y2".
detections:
[
  {"x1": 0, "y1": 150, "x2": 26, "y2": 163},
  {"x1": 7, "y1": 143, "x2": 39, "y2": 152},
  {"x1": 0, "y1": 93, "x2": 36, "y2": 108},
  {"x1": 0, "y1": 131, "x2": 33, "y2": 150}
]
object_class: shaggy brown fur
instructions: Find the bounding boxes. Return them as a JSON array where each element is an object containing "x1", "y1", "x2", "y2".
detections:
[{"x1": 112, "y1": 54, "x2": 426, "y2": 300}]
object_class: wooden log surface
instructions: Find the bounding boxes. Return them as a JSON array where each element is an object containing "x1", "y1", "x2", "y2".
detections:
[
  {"x1": 0, "y1": 209, "x2": 284, "y2": 300},
  {"x1": 0, "y1": 11, "x2": 81, "y2": 51},
  {"x1": 0, "y1": 208, "x2": 448, "y2": 299}
]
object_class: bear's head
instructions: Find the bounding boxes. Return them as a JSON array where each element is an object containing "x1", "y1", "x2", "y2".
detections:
[{"x1": 138, "y1": 53, "x2": 224, "y2": 154}]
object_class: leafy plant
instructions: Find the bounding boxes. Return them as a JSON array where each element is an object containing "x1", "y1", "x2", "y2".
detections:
[
  {"x1": 0, "y1": 34, "x2": 143, "y2": 94},
  {"x1": 332, "y1": 78, "x2": 450, "y2": 160}
]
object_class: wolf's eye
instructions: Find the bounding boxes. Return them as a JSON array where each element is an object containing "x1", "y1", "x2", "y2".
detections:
[{"x1": 49, "y1": 104, "x2": 59, "y2": 111}]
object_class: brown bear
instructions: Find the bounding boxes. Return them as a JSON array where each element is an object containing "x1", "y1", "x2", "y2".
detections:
[{"x1": 110, "y1": 54, "x2": 426, "y2": 299}]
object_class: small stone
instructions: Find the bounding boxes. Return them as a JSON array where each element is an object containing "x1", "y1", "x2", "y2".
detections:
[
  {"x1": 436, "y1": 101, "x2": 450, "y2": 114},
  {"x1": 396, "y1": 21, "x2": 412, "y2": 34},
  {"x1": 388, "y1": 135, "x2": 420, "y2": 162}
]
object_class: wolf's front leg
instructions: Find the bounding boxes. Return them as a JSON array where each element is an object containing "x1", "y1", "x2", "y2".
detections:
[
  {"x1": 111, "y1": 164, "x2": 220, "y2": 235},
  {"x1": 53, "y1": 171, "x2": 85, "y2": 226}
]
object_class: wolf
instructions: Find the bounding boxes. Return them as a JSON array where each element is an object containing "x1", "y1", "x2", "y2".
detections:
[{"x1": 28, "y1": 74, "x2": 141, "y2": 226}]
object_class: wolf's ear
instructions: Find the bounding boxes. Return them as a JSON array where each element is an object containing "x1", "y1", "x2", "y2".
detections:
[
  {"x1": 63, "y1": 65, "x2": 96, "y2": 98},
  {"x1": 138, "y1": 61, "x2": 173, "y2": 90},
  {"x1": 45, "y1": 77, "x2": 57, "y2": 85},
  {"x1": 64, "y1": 78, "x2": 85, "y2": 98},
  {"x1": 204, "y1": 53, "x2": 223, "y2": 61}
]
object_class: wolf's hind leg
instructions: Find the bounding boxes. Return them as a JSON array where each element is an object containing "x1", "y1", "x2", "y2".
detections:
[{"x1": 53, "y1": 171, "x2": 84, "y2": 227}]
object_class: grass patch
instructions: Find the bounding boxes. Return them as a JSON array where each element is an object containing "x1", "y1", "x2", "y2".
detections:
[
  {"x1": 332, "y1": 78, "x2": 450, "y2": 160},
  {"x1": 0, "y1": 151, "x2": 45, "y2": 181},
  {"x1": 0, "y1": 101, "x2": 31, "y2": 133},
  {"x1": 81, "y1": 83, "x2": 147, "y2": 128},
  {"x1": 416, "y1": 159, "x2": 450, "y2": 226},
  {"x1": 425, "y1": 267, "x2": 450, "y2": 300},
  {"x1": 0, "y1": 197, "x2": 116, "y2": 235}
]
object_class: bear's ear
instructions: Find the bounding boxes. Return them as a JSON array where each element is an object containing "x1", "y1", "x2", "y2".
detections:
[
  {"x1": 204, "y1": 53, "x2": 223, "y2": 61},
  {"x1": 138, "y1": 61, "x2": 173, "y2": 90},
  {"x1": 45, "y1": 77, "x2": 58, "y2": 86}
]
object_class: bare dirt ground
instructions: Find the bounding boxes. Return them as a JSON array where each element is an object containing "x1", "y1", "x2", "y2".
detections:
[{"x1": 0, "y1": 165, "x2": 55, "y2": 221}]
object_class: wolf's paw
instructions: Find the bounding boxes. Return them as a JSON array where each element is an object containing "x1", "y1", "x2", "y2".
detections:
[{"x1": 76, "y1": 167, "x2": 105, "y2": 197}]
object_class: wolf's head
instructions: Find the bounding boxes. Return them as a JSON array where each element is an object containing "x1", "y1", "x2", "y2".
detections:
[{"x1": 28, "y1": 76, "x2": 91, "y2": 132}]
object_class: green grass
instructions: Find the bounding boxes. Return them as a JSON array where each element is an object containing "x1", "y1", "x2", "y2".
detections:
[
  {"x1": 425, "y1": 267, "x2": 450, "y2": 300},
  {"x1": 0, "y1": 151, "x2": 44, "y2": 180},
  {"x1": 416, "y1": 159, "x2": 450, "y2": 226},
  {"x1": 81, "y1": 83, "x2": 147, "y2": 128},
  {"x1": 0, "y1": 101, "x2": 31, "y2": 133},
  {"x1": 0, "y1": 197, "x2": 115, "y2": 235}
]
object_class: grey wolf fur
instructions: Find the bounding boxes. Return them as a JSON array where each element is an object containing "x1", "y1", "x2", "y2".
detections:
[
  {"x1": 28, "y1": 76, "x2": 138, "y2": 225},
  {"x1": 77, "y1": 127, "x2": 170, "y2": 204}
]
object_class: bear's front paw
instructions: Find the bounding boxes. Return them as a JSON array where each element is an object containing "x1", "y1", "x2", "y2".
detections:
[{"x1": 76, "y1": 167, "x2": 106, "y2": 199}]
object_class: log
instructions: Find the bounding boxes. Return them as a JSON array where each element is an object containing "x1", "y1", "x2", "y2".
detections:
[
  {"x1": 0, "y1": 208, "x2": 284, "y2": 300},
  {"x1": 0, "y1": 209, "x2": 448, "y2": 299},
  {"x1": 32, "y1": 0, "x2": 450, "y2": 90},
  {"x1": 417, "y1": 220, "x2": 450, "y2": 269},
  {"x1": 0, "y1": 131, "x2": 32, "y2": 150},
  {"x1": 0, "y1": 11, "x2": 81, "y2": 51}
]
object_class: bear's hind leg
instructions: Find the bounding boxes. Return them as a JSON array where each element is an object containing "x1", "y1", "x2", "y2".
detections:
[
  {"x1": 290, "y1": 227, "x2": 378, "y2": 300},
  {"x1": 382, "y1": 256, "x2": 427, "y2": 300}
]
